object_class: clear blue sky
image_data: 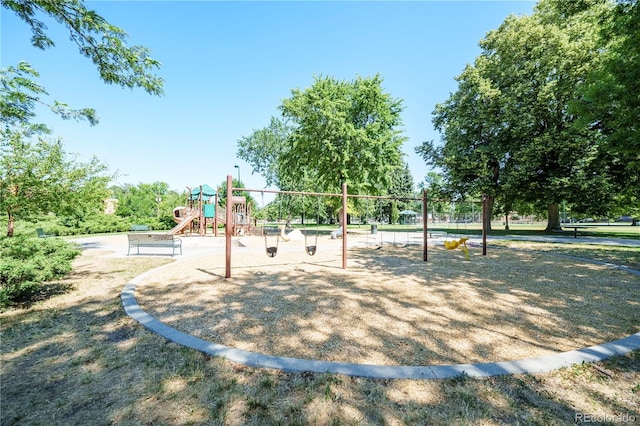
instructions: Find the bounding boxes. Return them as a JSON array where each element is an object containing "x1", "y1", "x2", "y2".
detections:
[{"x1": 2, "y1": 0, "x2": 536, "y2": 202}]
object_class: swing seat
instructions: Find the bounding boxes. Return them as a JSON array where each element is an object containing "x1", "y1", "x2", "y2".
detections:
[
  {"x1": 444, "y1": 237, "x2": 469, "y2": 250},
  {"x1": 304, "y1": 230, "x2": 318, "y2": 256},
  {"x1": 444, "y1": 237, "x2": 471, "y2": 260},
  {"x1": 444, "y1": 240, "x2": 459, "y2": 250},
  {"x1": 266, "y1": 246, "x2": 278, "y2": 257},
  {"x1": 264, "y1": 234, "x2": 279, "y2": 257}
]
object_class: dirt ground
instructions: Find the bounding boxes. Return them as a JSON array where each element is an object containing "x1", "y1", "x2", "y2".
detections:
[{"x1": 134, "y1": 235, "x2": 640, "y2": 366}]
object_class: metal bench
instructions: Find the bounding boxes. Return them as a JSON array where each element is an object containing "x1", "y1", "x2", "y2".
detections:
[
  {"x1": 127, "y1": 233, "x2": 182, "y2": 256},
  {"x1": 130, "y1": 224, "x2": 151, "y2": 231}
]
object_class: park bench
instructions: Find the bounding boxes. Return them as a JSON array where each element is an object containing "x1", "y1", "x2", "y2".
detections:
[
  {"x1": 562, "y1": 225, "x2": 588, "y2": 238},
  {"x1": 427, "y1": 231, "x2": 448, "y2": 239},
  {"x1": 127, "y1": 233, "x2": 182, "y2": 256},
  {"x1": 36, "y1": 228, "x2": 54, "y2": 238},
  {"x1": 130, "y1": 224, "x2": 151, "y2": 231}
]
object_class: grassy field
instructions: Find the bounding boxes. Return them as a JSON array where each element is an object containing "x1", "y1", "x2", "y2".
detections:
[
  {"x1": 343, "y1": 221, "x2": 640, "y2": 240},
  {"x1": 1, "y1": 240, "x2": 638, "y2": 425}
]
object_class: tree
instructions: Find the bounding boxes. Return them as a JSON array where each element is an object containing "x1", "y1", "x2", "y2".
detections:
[
  {"x1": 1, "y1": 128, "x2": 110, "y2": 236},
  {"x1": 2, "y1": 0, "x2": 163, "y2": 129},
  {"x1": 279, "y1": 74, "x2": 407, "y2": 195},
  {"x1": 3, "y1": 0, "x2": 163, "y2": 96},
  {"x1": 236, "y1": 117, "x2": 294, "y2": 189},
  {"x1": 416, "y1": 60, "x2": 505, "y2": 231},
  {"x1": 493, "y1": 0, "x2": 612, "y2": 230},
  {"x1": 1, "y1": 0, "x2": 165, "y2": 236},
  {"x1": 417, "y1": 0, "x2": 612, "y2": 231},
  {"x1": 574, "y1": 0, "x2": 640, "y2": 217},
  {"x1": 1, "y1": 61, "x2": 99, "y2": 130}
]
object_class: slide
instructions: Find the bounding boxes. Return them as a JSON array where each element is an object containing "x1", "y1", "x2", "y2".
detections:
[{"x1": 167, "y1": 209, "x2": 199, "y2": 235}]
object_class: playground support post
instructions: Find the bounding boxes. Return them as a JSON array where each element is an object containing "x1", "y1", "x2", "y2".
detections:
[
  {"x1": 225, "y1": 175, "x2": 232, "y2": 278},
  {"x1": 342, "y1": 183, "x2": 347, "y2": 269},
  {"x1": 423, "y1": 189, "x2": 428, "y2": 261},
  {"x1": 482, "y1": 194, "x2": 487, "y2": 256}
]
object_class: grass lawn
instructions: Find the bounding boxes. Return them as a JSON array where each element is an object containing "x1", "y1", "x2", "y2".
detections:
[{"x1": 1, "y1": 239, "x2": 638, "y2": 425}]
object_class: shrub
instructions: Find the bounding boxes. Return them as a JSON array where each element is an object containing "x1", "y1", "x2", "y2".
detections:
[{"x1": 0, "y1": 236, "x2": 80, "y2": 308}]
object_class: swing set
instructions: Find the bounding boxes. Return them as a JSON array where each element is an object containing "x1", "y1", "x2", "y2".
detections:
[
  {"x1": 223, "y1": 175, "x2": 488, "y2": 278},
  {"x1": 260, "y1": 192, "x2": 320, "y2": 258},
  {"x1": 441, "y1": 200, "x2": 476, "y2": 260}
]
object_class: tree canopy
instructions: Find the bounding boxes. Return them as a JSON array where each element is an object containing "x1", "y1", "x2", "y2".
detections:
[
  {"x1": 238, "y1": 74, "x2": 407, "y2": 196},
  {"x1": 416, "y1": 0, "x2": 637, "y2": 229},
  {"x1": 1, "y1": 0, "x2": 165, "y2": 236},
  {"x1": 1, "y1": 129, "x2": 111, "y2": 236},
  {"x1": 3, "y1": 0, "x2": 164, "y2": 96}
]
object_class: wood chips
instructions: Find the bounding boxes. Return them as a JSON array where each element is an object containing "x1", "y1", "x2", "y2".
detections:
[{"x1": 135, "y1": 236, "x2": 639, "y2": 366}]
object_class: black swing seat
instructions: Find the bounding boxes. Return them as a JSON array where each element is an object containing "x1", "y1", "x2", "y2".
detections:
[
  {"x1": 304, "y1": 230, "x2": 318, "y2": 256},
  {"x1": 264, "y1": 233, "x2": 279, "y2": 257},
  {"x1": 266, "y1": 246, "x2": 278, "y2": 257}
]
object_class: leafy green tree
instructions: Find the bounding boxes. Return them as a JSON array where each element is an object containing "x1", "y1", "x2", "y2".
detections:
[
  {"x1": 279, "y1": 74, "x2": 407, "y2": 195},
  {"x1": 495, "y1": 0, "x2": 612, "y2": 230},
  {"x1": 416, "y1": 60, "x2": 505, "y2": 231},
  {"x1": 0, "y1": 61, "x2": 98, "y2": 129},
  {"x1": 3, "y1": 0, "x2": 163, "y2": 96},
  {"x1": 417, "y1": 0, "x2": 612, "y2": 231},
  {"x1": 1, "y1": 128, "x2": 110, "y2": 236},
  {"x1": 237, "y1": 117, "x2": 294, "y2": 188},
  {"x1": 112, "y1": 182, "x2": 183, "y2": 229},
  {"x1": 114, "y1": 182, "x2": 169, "y2": 217},
  {"x1": 573, "y1": 0, "x2": 639, "y2": 219}
]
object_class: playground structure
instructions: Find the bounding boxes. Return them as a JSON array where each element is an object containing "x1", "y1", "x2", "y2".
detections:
[
  {"x1": 222, "y1": 175, "x2": 489, "y2": 278},
  {"x1": 168, "y1": 184, "x2": 253, "y2": 237}
]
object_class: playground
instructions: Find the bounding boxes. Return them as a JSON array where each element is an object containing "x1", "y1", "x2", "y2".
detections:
[
  {"x1": 112, "y1": 178, "x2": 640, "y2": 374},
  {"x1": 119, "y1": 232, "x2": 640, "y2": 370}
]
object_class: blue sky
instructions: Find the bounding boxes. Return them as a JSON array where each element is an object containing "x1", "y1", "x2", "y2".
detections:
[{"x1": 2, "y1": 1, "x2": 536, "y2": 201}]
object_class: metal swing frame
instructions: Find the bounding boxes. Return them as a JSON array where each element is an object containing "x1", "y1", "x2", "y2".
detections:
[{"x1": 223, "y1": 174, "x2": 486, "y2": 278}]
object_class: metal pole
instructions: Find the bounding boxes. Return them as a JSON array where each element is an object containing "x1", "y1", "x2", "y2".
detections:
[
  {"x1": 214, "y1": 190, "x2": 219, "y2": 237},
  {"x1": 482, "y1": 194, "x2": 487, "y2": 256},
  {"x1": 342, "y1": 183, "x2": 347, "y2": 270},
  {"x1": 199, "y1": 185, "x2": 204, "y2": 236},
  {"x1": 225, "y1": 175, "x2": 233, "y2": 278},
  {"x1": 423, "y1": 189, "x2": 428, "y2": 262}
]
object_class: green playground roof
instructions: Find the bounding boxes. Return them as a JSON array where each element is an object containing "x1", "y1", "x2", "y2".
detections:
[{"x1": 190, "y1": 184, "x2": 217, "y2": 200}]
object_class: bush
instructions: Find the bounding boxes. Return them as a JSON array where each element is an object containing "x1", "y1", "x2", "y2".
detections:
[{"x1": 0, "y1": 236, "x2": 80, "y2": 308}]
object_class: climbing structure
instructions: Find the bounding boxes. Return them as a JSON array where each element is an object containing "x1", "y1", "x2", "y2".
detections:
[{"x1": 168, "y1": 184, "x2": 220, "y2": 236}]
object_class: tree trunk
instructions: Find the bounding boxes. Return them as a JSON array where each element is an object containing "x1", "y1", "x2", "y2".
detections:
[
  {"x1": 7, "y1": 212, "x2": 15, "y2": 237},
  {"x1": 504, "y1": 214, "x2": 510, "y2": 231},
  {"x1": 545, "y1": 204, "x2": 561, "y2": 232}
]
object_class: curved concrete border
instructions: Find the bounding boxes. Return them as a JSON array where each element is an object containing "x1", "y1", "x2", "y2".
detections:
[{"x1": 121, "y1": 254, "x2": 640, "y2": 379}]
